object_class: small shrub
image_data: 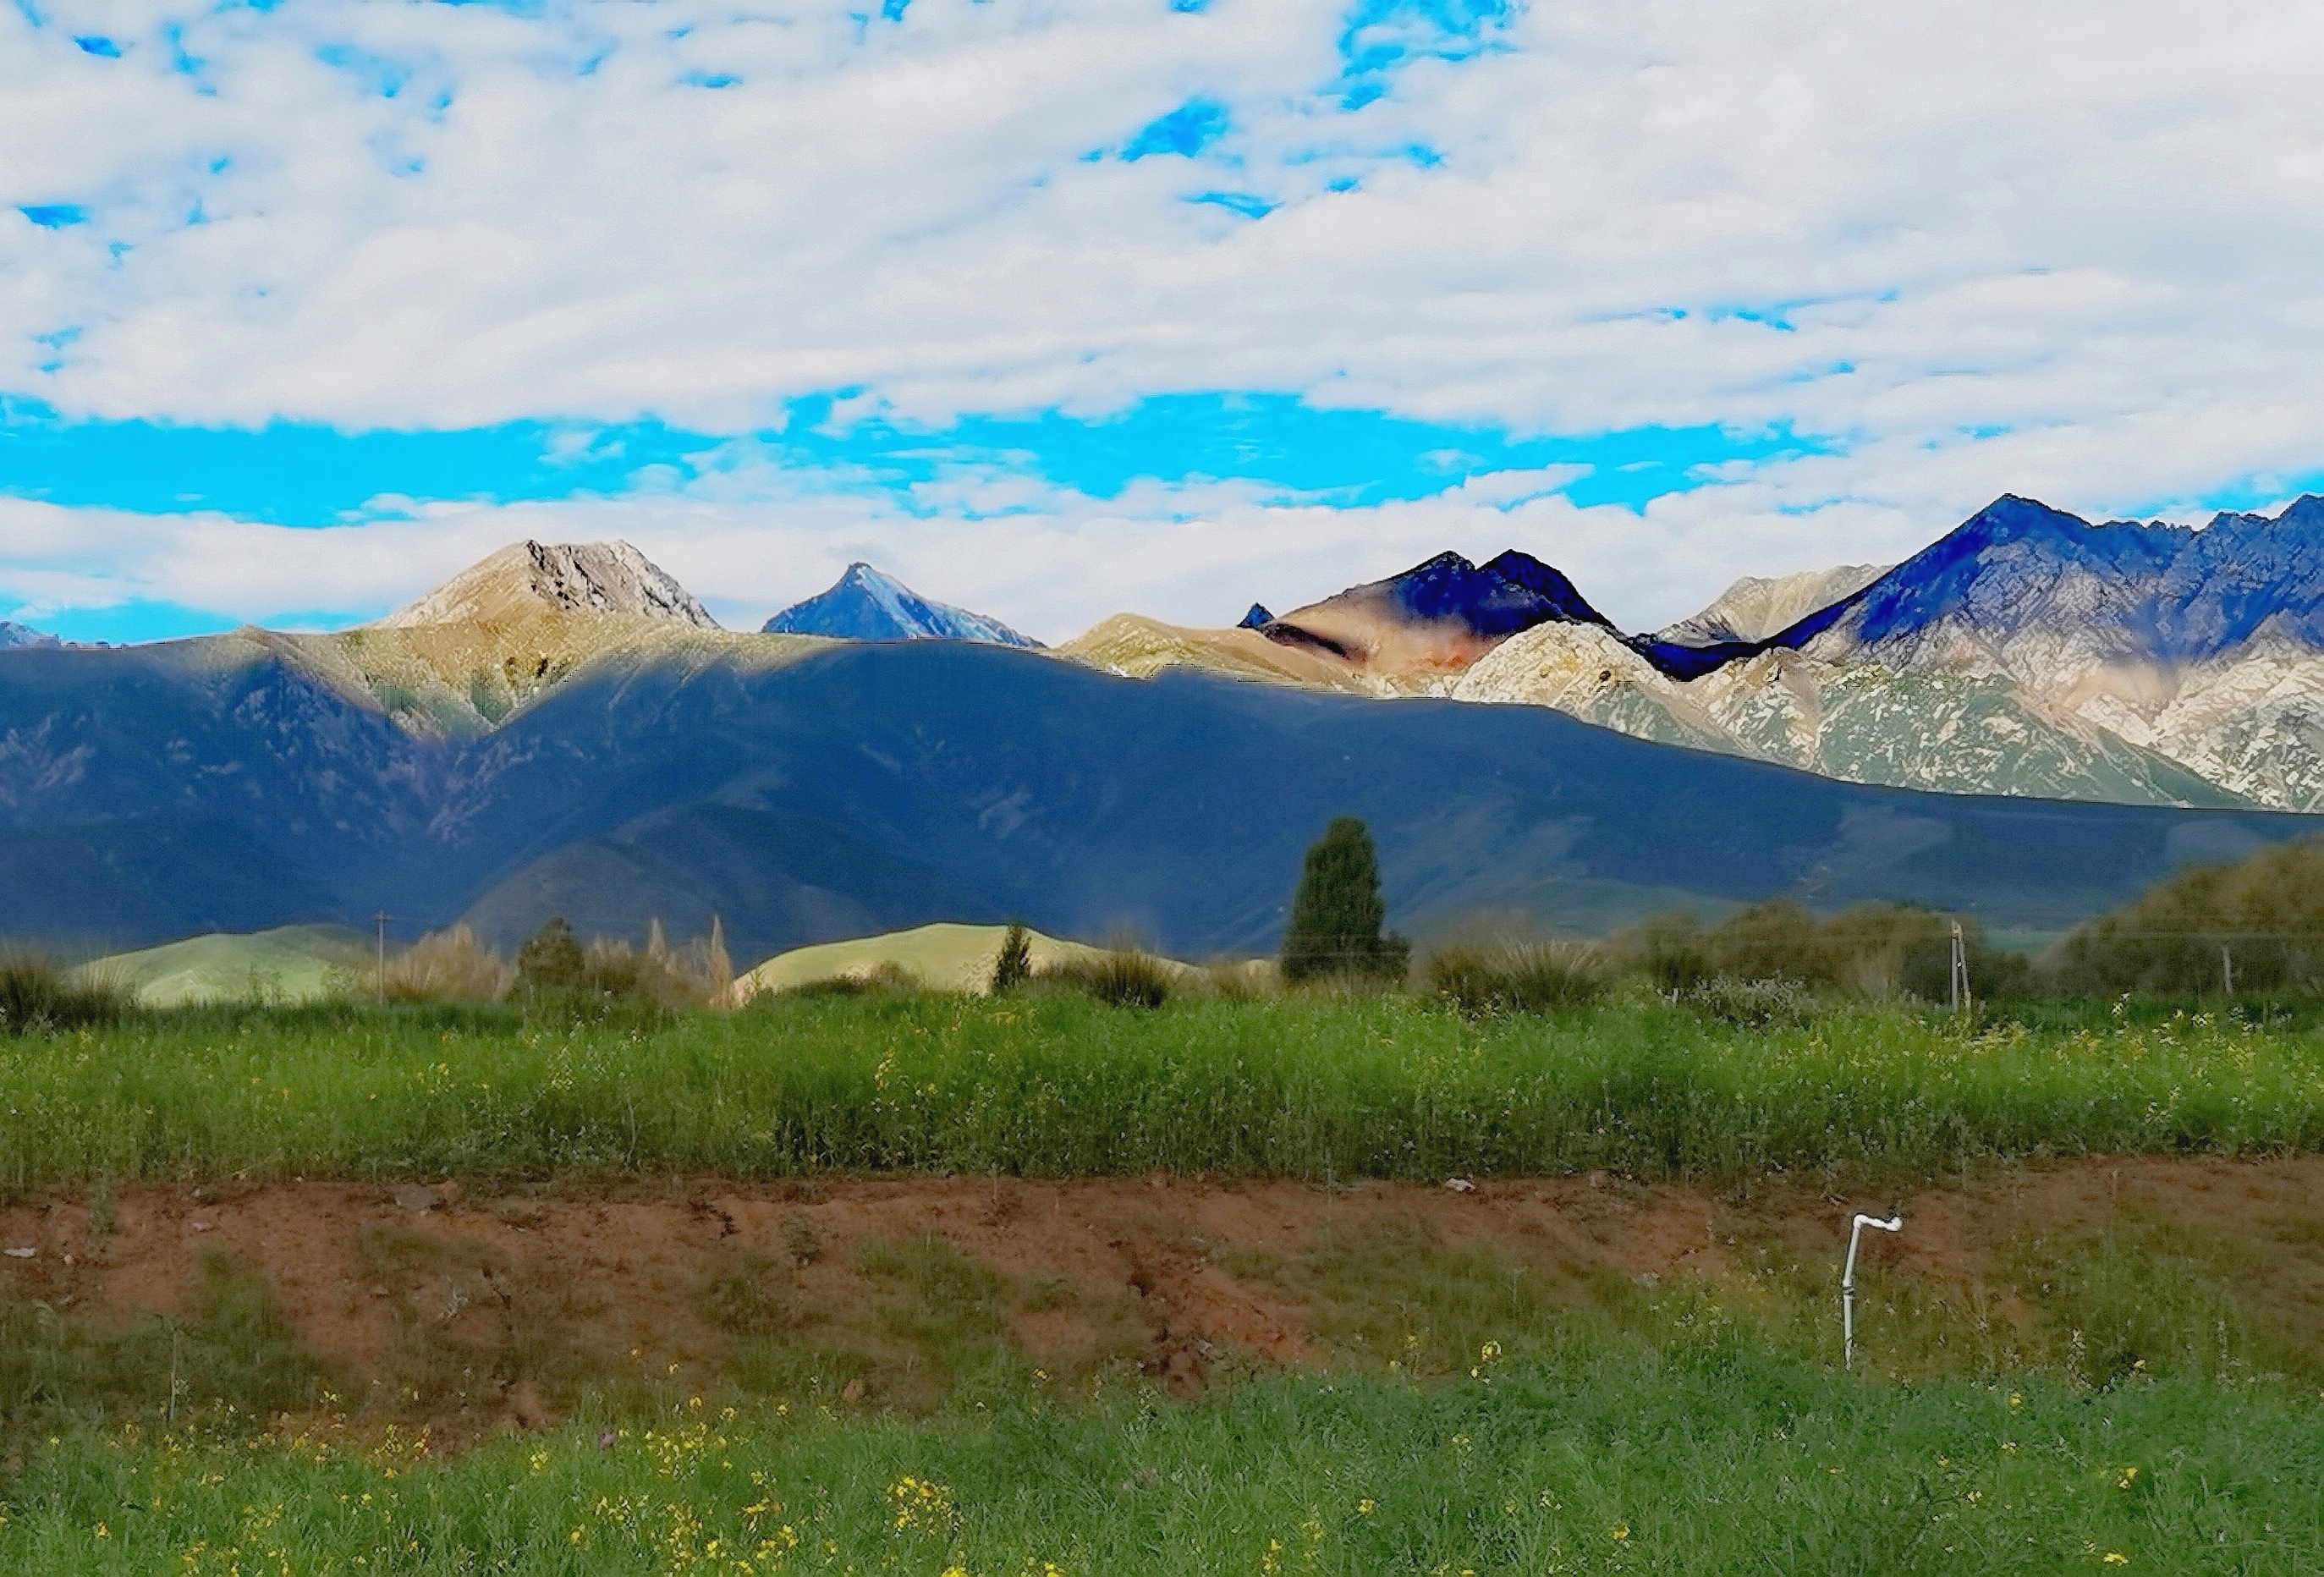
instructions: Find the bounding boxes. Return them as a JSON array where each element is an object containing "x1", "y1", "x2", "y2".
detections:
[
  {"x1": 991, "y1": 923, "x2": 1033, "y2": 995},
  {"x1": 1426, "y1": 940, "x2": 1607, "y2": 1015},
  {"x1": 0, "y1": 951, "x2": 129, "y2": 1033},
  {"x1": 1687, "y1": 976, "x2": 1814, "y2": 1026},
  {"x1": 1036, "y1": 949, "x2": 1172, "y2": 1008},
  {"x1": 781, "y1": 1215, "x2": 823, "y2": 1267},
  {"x1": 515, "y1": 917, "x2": 586, "y2": 993},
  {"x1": 695, "y1": 1252, "x2": 789, "y2": 1336}
]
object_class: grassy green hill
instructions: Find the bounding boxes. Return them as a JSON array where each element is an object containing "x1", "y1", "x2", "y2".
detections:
[
  {"x1": 74, "y1": 924, "x2": 366, "y2": 1007},
  {"x1": 733, "y1": 921, "x2": 1124, "y2": 997}
]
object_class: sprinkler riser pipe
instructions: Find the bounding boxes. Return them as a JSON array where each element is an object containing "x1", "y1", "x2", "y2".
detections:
[{"x1": 1842, "y1": 1212, "x2": 1903, "y2": 1370}]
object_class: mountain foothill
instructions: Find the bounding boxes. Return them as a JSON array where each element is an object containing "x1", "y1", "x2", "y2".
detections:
[{"x1": 3, "y1": 496, "x2": 2320, "y2": 963}]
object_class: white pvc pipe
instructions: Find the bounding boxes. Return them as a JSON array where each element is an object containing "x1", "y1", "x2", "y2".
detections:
[{"x1": 1842, "y1": 1212, "x2": 1903, "y2": 1370}]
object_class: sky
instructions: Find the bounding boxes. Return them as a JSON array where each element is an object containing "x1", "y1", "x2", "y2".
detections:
[{"x1": 3, "y1": 0, "x2": 2323, "y2": 644}]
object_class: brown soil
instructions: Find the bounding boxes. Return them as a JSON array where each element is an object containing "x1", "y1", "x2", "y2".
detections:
[{"x1": 6, "y1": 1157, "x2": 2321, "y2": 1443}]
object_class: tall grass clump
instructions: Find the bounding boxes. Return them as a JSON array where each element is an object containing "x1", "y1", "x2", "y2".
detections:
[
  {"x1": 575, "y1": 919, "x2": 733, "y2": 1009},
  {"x1": 364, "y1": 925, "x2": 515, "y2": 1003},
  {"x1": 0, "y1": 949, "x2": 129, "y2": 1032},
  {"x1": 1035, "y1": 948, "x2": 1173, "y2": 1008},
  {"x1": 1424, "y1": 939, "x2": 1607, "y2": 1015}
]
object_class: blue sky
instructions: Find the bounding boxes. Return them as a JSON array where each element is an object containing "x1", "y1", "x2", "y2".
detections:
[
  {"x1": 2, "y1": 0, "x2": 2319, "y2": 640},
  {"x1": 0, "y1": 393, "x2": 1805, "y2": 524},
  {"x1": 4, "y1": 393, "x2": 1815, "y2": 640}
]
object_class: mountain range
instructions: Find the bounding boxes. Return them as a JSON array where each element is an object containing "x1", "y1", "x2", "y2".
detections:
[
  {"x1": 0, "y1": 530, "x2": 2316, "y2": 960},
  {"x1": 1072, "y1": 494, "x2": 2324, "y2": 814}
]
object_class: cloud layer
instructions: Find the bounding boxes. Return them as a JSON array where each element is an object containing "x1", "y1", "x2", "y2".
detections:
[{"x1": 4, "y1": 0, "x2": 2322, "y2": 636}]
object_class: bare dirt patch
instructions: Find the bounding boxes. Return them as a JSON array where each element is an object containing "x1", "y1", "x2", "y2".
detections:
[{"x1": 6, "y1": 1157, "x2": 2322, "y2": 1444}]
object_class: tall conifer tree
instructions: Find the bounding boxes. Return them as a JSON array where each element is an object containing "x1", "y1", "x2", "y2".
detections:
[{"x1": 1280, "y1": 816, "x2": 1409, "y2": 982}]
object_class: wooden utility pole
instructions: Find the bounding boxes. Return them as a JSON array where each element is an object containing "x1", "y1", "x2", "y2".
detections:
[{"x1": 375, "y1": 912, "x2": 392, "y2": 1005}]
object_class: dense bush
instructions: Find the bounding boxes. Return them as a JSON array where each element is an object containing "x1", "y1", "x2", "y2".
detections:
[
  {"x1": 515, "y1": 916, "x2": 587, "y2": 993},
  {"x1": 510, "y1": 916, "x2": 733, "y2": 1011}
]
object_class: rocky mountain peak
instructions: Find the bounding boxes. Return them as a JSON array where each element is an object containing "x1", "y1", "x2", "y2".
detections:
[
  {"x1": 376, "y1": 541, "x2": 719, "y2": 629},
  {"x1": 761, "y1": 563, "x2": 1038, "y2": 647},
  {"x1": 1657, "y1": 563, "x2": 1890, "y2": 649},
  {"x1": 1799, "y1": 492, "x2": 2324, "y2": 666},
  {"x1": 0, "y1": 619, "x2": 61, "y2": 651}
]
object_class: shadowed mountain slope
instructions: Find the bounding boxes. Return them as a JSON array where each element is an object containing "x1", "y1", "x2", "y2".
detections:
[{"x1": 2, "y1": 636, "x2": 2312, "y2": 959}]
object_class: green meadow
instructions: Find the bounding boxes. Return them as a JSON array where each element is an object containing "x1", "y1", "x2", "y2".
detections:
[{"x1": 3, "y1": 993, "x2": 2323, "y2": 1188}]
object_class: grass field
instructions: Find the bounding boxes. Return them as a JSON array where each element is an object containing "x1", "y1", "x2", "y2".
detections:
[
  {"x1": 3, "y1": 993, "x2": 2321, "y2": 1188},
  {"x1": 6, "y1": 1349, "x2": 2320, "y2": 1574},
  {"x1": 6, "y1": 992, "x2": 2324, "y2": 1571}
]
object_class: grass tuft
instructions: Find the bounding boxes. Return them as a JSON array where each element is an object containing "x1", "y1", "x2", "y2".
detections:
[
  {"x1": 0, "y1": 949, "x2": 128, "y2": 1034},
  {"x1": 1424, "y1": 940, "x2": 1609, "y2": 1015}
]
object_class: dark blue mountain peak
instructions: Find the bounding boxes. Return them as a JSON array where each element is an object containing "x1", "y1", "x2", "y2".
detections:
[
  {"x1": 1348, "y1": 548, "x2": 1613, "y2": 640},
  {"x1": 1481, "y1": 550, "x2": 1614, "y2": 628},
  {"x1": 1798, "y1": 492, "x2": 2324, "y2": 661}
]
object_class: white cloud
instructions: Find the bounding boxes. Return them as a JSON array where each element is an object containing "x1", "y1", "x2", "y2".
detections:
[{"x1": 3, "y1": 0, "x2": 2324, "y2": 631}]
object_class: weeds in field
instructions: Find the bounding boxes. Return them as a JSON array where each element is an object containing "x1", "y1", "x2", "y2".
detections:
[
  {"x1": 0, "y1": 1252, "x2": 321, "y2": 1448},
  {"x1": 3, "y1": 1346, "x2": 2321, "y2": 1572}
]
